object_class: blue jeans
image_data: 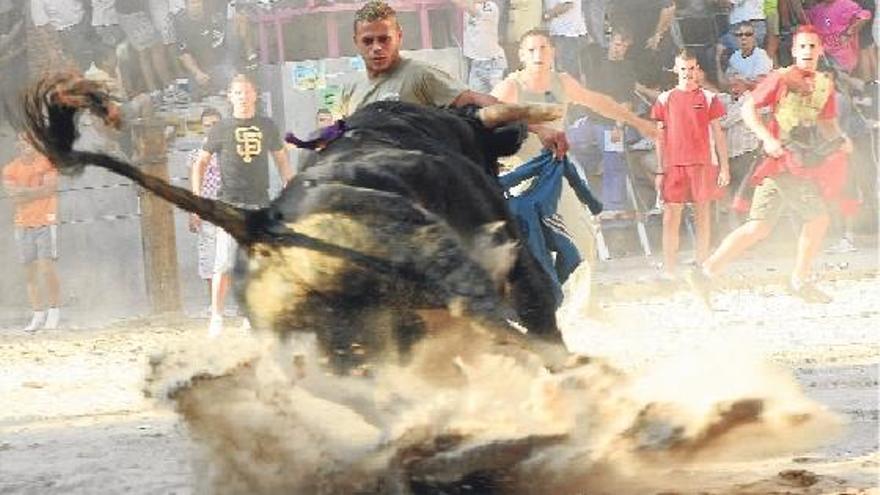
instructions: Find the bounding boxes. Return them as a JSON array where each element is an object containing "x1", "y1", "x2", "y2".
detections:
[
  {"x1": 582, "y1": 0, "x2": 608, "y2": 47},
  {"x1": 576, "y1": 121, "x2": 632, "y2": 211}
]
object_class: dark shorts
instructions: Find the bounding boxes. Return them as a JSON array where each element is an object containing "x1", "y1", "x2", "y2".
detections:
[
  {"x1": 749, "y1": 175, "x2": 828, "y2": 222},
  {"x1": 57, "y1": 21, "x2": 93, "y2": 69},
  {"x1": 14, "y1": 225, "x2": 58, "y2": 264},
  {"x1": 118, "y1": 11, "x2": 160, "y2": 51},
  {"x1": 94, "y1": 25, "x2": 126, "y2": 47}
]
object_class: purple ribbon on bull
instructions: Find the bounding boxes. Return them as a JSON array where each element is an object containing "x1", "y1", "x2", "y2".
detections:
[{"x1": 285, "y1": 120, "x2": 348, "y2": 151}]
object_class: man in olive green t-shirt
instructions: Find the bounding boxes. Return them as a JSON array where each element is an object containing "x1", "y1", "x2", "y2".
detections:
[
  {"x1": 342, "y1": 0, "x2": 570, "y2": 158},
  {"x1": 341, "y1": 56, "x2": 469, "y2": 114}
]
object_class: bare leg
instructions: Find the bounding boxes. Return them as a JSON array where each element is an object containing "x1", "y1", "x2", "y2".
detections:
[
  {"x1": 694, "y1": 201, "x2": 713, "y2": 263},
  {"x1": 766, "y1": 33, "x2": 780, "y2": 66},
  {"x1": 137, "y1": 49, "x2": 159, "y2": 93},
  {"x1": 41, "y1": 259, "x2": 60, "y2": 307},
  {"x1": 662, "y1": 203, "x2": 684, "y2": 275},
  {"x1": 858, "y1": 47, "x2": 877, "y2": 82},
  {"x1": 703, "y1": 219, "x2": 773, "y2": 277},
  {"x1": 25, "y1": 262, "x2": 41, "y2": 310},
  {"x1": 211, "y1": 272, "x2": 231, "y2": 317},
  {"x1": 793, "y1": 213, "x2": 830, "y2": 281},
  {"x1": 149, "y1": 44, "x2": 173, "y2": 88}
]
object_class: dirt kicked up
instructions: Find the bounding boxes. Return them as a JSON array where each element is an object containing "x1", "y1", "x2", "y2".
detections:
[{"x1": 0, "y1": 273, "x2": 877, "y2": 494}]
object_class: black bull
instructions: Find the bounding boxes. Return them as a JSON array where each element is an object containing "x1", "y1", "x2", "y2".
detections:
[{"x1": 21, "y1": 75, "x2": 565, "y2": 371}]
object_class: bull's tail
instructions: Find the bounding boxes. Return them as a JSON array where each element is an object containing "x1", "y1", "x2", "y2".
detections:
[
  {"x1": 19, "y1": 72, "x2": 252, "y2": 243},
  {"x1": 72, "y1": 150, "x2": 252, "y2": 242}
]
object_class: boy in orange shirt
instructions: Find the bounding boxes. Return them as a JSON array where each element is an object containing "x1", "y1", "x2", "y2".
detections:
[{"x1": 2, "y1": 135, "x2": 61, "y2": 331}]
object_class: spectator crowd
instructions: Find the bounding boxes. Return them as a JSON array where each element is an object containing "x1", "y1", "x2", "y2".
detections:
[{"x1": 1, "y1": 0, "x2": 877, "y2": 332}]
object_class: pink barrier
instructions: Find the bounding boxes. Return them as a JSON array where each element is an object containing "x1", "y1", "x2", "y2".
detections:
[{"x1": 246, "y1": 0, "x2": 462, "y2": 63}]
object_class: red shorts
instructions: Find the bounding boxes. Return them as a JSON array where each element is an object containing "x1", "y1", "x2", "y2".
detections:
[{"x1": 662, "y1": 164, "x2": 724, "y2": 204}]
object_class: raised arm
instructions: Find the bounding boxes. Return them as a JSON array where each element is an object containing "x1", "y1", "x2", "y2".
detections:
[
  {"x1": 647, "y1": 3, "x2": 676, "y2": 50},
  {"x1": 561, "y1": 73, "x2": 658, "y2": 140}
]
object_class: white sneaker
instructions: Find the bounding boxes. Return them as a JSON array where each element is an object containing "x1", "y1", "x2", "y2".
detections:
[
  {"x1": 23, "y1": 311, "x2": 46, "y2": 333},
  {"x1": 43, "y1": 307, "x2": 60, "y2": 329},
  {"x1": 240, "y1": 318, "x2": 252, "y2": 332},
  {"x1": 208, "y1": 314, "x2": 223, "y2": 338},
  {"x1": 825, "y1": 237, "x2": 857, "y2": 254}
]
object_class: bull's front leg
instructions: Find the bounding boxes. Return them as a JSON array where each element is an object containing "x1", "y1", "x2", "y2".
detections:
[{"x1": 508, "y1": 246, "x2": 563, "y2": 343}]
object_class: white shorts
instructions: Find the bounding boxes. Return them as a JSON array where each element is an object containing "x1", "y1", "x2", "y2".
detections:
[
  {"x1": 213, "y1": 227, "x2": 238, "y2": 275},
  {"x1": 197, "y1": 222, "x2": 217, "y2": 280}
]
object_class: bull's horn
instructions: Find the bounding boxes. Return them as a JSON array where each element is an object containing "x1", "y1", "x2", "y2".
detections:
[{"x1": 478, "y1": 103, "x2": 563, "y2": 128}]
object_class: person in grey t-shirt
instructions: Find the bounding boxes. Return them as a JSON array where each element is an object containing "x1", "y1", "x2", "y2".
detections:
[{"x1": 343, "y1": 0, "x2": 571, "y2": 158}]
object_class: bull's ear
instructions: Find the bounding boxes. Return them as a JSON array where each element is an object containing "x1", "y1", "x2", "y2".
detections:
[{"x1": 478, "y1": 103, "x2": 563, "y2": 128}]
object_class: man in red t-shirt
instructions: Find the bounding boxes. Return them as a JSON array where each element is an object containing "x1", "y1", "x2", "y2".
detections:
[
  {"x1": 688, "y1": 26, "x2": 853, "y2": 305},
  {"x1": 652, "y1": 50, "x2": 731, "y2": 279},
  {"x1": 2, "y1": 135, "x2": 61, "y2": 331}
]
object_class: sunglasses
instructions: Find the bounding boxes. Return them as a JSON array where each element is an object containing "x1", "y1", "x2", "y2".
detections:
[{"x1": 735, "y1": 32, "x2": 755, "y2": 37}]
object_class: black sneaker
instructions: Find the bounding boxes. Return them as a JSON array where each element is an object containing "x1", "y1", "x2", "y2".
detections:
[
  {"x1": 685, "y1": 266, "x2": 713, "y2": 309},
  {"x1": 788, "y1": 281, "x2": 832, "y2": 304}
]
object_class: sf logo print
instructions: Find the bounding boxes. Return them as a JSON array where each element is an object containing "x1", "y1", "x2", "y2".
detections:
[{"x1": 235, "y1": 126, "x2": 263, "y2": 163}]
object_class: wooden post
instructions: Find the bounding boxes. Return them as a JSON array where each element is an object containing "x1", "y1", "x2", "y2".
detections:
[{"x1": 131, "y1": 119, "x2": 182, "y2": 314}]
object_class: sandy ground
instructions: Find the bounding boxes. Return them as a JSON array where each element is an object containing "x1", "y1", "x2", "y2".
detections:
[{"x1": 0, "y1": 249, "x2": 878, "y2": 494}]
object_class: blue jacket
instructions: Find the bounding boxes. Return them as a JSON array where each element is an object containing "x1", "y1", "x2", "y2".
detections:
[{"x1": 499, "y1": 151, "x2": 602, "y2": 302}]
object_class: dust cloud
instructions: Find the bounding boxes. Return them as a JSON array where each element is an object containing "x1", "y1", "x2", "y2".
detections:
[{"x1": 145, "y1": 276, "x2": 839, "y2": 495}]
